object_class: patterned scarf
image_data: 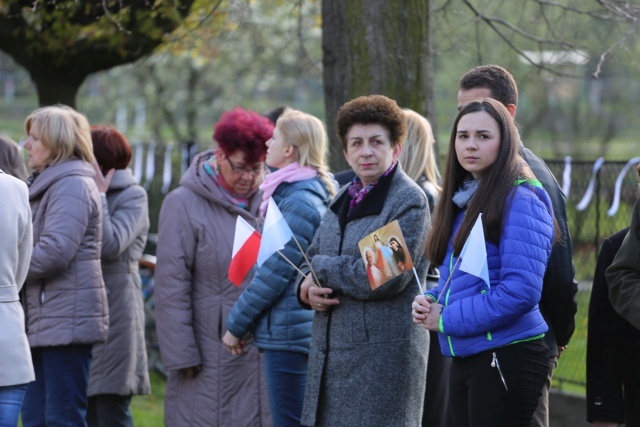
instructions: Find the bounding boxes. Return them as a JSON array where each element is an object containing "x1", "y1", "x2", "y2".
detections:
[
  {"x1": 203, "y1": 156, "x2": 253, "y2": 211},
  {"x1": 348, "y1": 161, "x2": 397, "y2": 213}
]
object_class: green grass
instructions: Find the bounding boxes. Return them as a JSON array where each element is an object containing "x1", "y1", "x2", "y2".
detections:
[
  {"x1": 131, "y1": 370, "x2": 166, "y2": 426},
  {"x1": 551, "y1": 287, "x2": 589, "y2": 396}
]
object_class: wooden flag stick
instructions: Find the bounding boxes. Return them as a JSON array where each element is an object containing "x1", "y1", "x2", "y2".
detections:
[
  {"x1": 276, "y1": 251, "x2": 307, "y2": 278},
  {"x1": 435, "y1": 256, "x2": 461, "y2": 304},
  {"x1": 291, "y1": 234, "x2": 322, "y2": 288},
  {"x1": 413, "y1": 267, "x2": 424, "y2": 295},
  {"x1": 276, "y1": 250, "x2": 328, "y2": 300}
]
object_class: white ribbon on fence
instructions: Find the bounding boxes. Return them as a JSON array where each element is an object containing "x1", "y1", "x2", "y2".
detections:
[
  {"x1": 133, "y1": 143, "x2": 144, "y2": 184},
  {"x1": 181, "y1": 144, "x2": 189, "y2": 176},
  {"x1": 608, "y1": 157, "x2": 640, "y2": 217},
  {"x1": 562, "y1": 156, "x2": 572, "y2": 197},
  {"x1": 144, "y1": 142, "x2": 156, "y2": 190},
  {"x1": 576, "y1": 157, "x2": 605, "y2": 211},
  {"x1": 162, "y1": 143, "x2": 174, "y2": 194}
]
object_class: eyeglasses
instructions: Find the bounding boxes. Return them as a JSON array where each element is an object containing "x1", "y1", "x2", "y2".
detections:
[{"x1": 225, "y1": 158, "x2": 264, "y2": 176}]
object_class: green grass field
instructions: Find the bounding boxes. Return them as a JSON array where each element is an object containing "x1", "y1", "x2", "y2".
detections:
[
  {"x1": 550, "y1": 287, "x2": 589, "y2": 395},
  {"x1": 131, "y1": 371, "x2": 166, "y2": 426}
]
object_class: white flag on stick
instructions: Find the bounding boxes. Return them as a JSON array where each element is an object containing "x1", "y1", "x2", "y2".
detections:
[
  {"x1": 459, "y1": 213, "x2": 490, "y2": 288},
  {"x1": 257, "y1": 198, "x2": 294, "y2": 267}
]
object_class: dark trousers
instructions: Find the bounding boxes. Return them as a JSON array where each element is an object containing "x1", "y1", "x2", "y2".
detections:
[
  {"x1": 423, "y1": 331, "x2": 452, "y2": 427},
  {"x1": 449, "y1": 339, "x2": 549, "y2": 427},
  {"x1": 22, "y1": 344, "x2": 93, "y2": 427},
  {"x1": 86, "y1": 394, "x2": 133, "y2": 427}
]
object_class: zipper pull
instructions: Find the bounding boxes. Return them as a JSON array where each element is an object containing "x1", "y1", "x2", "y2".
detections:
[{"x1": 491, "y1": 352, "x2": 497, "y2": 368}]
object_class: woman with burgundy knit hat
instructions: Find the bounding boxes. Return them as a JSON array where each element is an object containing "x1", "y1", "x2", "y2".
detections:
[{"x1": 155, "y1": 107, "x2": 274, "y2": 426}]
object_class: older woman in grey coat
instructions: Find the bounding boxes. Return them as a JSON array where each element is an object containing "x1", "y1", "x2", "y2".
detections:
[
  {"x1": 155, "y1": 108, "x2": 273, "y2": 426},
  {"x1": 298, "y1": 95, "x2": 431, "y2": 426},
  {"x1": 86, "y1": 125, "x2": 150, "y2": 427}
]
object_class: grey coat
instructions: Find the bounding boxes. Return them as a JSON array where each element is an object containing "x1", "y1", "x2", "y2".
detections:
[
  {"x1": 155, "y1": 150, "x2": 271, "y2": 427},
  {"x1": 300, "y1": 165, "x2": 431, "y2": 427},
  {"x1": 24, "y1": 159, "x2": 108, "y2": 347},
  {"x1": 0, "y1": 172, "x2": 34, "y2": 386},
  {"x1": 88, "y1": 169, "x2": 150, "y2": 396}
]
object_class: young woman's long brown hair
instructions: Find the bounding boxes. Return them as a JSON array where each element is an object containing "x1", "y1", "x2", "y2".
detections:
[{"x1": 426, "y1": 98, "x2": 528, "y2": 265}]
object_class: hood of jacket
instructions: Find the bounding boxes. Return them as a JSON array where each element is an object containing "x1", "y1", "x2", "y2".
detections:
[
  {"x1": 107, "y1": 168, "x2": 138, "y2": 192},
  {"x1": 29, "y1": 159, "x2": 95, "y2": 200}
]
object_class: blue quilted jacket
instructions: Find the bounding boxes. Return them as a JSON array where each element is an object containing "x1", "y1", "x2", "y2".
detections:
[
  {"x1": 425, "y1": 182, "x2": 554, "y2": 358},
  {"x1": 226, "y1": 177, "x2": 332, "y2": 353}
]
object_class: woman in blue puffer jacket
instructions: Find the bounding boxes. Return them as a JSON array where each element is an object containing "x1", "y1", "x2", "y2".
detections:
[
  {"x1": 412, "y1": 98, "x2": 556, "y2": 427},
  {"x1": 223, "y1": 108, "x2": 336, "y2": 426}
]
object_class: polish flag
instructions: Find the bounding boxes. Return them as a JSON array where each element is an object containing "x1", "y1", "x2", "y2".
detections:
[
  {"x1": 257, "y1": 198, "x2": 294, "y2": 267},
  {"x1": 228, "y1": 216, "x2": 262, "y2": 286}
]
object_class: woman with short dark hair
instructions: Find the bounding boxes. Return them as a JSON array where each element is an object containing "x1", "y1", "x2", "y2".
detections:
[
  {"x1": 86, "y1": 125, "x2": 150, "y2": 427},
  {"x1": 298, "y1": 95, "x2": 431, "y2": 426}
]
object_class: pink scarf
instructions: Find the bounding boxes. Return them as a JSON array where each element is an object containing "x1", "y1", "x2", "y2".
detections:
[{"x1": 259, "y1": 162, "x2": 318, "y2": 215}]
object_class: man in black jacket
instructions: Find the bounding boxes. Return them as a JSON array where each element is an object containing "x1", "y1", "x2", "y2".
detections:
[{"x1": 456, "y1": 65, "x2": 578, "y2": 427}]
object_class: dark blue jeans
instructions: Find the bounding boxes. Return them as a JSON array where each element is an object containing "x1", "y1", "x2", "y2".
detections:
[
  {"x1": 263, "y1": 349, "x2": 308, "y2": 427},
  {"x1": 21, "y1": 345, "x2": 93, "y2": 427},
  {"x1": 0, "y1": 383, "x2": 27, "y2": 427}
]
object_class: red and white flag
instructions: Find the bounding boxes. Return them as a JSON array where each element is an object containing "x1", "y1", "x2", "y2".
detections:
[{"x1": 228, "y1": 216, "x2": 261, "y2": 286}]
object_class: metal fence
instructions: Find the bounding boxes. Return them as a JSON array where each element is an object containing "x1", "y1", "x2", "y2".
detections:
[
  {"x1": 545, "y1": 159, "x2": 639, "y2": 281},
  {"x1": 544, "y1": 158, "x2": 639, "y2": 390}
]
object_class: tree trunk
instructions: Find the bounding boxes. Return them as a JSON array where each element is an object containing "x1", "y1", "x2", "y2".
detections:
[
  {"x1": 322, "y1": 0, "x2": 430, "y2": 172},
  {"x1": 31, "y1": 68, "x2": 85, "y2": 108}
]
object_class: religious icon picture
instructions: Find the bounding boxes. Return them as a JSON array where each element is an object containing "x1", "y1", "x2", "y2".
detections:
[{"x1": 358, "y1": 220, "x2": 413, "y2": 290}]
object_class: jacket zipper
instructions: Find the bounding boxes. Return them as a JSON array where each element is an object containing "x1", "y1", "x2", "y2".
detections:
[{"x1": 491, "y1": 352, "x2": 509, "y2": 391}]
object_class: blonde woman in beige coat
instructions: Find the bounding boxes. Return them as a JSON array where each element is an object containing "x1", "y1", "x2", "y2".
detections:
[
  {"x1": 21, "y1": 106, "x2": 108, "y2": 427},
  {"x1": 86, "y1": 125, "x2": 150, "y2": 427},
  {"x1": 155, "y1": 108, "x2": 273, "y2": 426},
  {"x1": 0, "y1": 171, "x2": 34, "y2": 426}
]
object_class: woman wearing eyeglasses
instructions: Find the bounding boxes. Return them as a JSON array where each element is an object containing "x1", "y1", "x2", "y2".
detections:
[{"x1": 155, "y1": 107, "x2": 274, "y2": 426}]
